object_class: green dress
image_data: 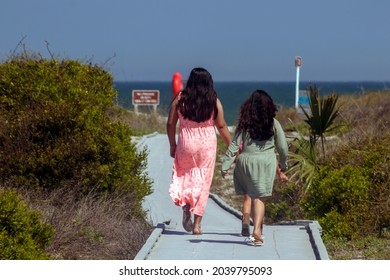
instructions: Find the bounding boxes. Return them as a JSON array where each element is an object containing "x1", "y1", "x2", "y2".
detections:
[{"x1": 221, "y1": 119, "x2": 288, "y2": 198}]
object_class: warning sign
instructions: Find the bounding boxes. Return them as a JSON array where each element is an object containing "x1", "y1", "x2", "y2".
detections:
[{"x1": 132, "y1": 90, "x2": 160, "y2": 106}]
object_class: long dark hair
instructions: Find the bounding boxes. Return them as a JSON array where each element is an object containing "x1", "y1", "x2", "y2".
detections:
[
  {"x1": 178, "y1": 67, "x2": 218, "y2": 122},
  {"x1": 236, "y1": 89, "x2": 277, "y2": 141}
]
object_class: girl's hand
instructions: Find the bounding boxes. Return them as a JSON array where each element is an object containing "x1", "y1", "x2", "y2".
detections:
[
  {"x1": 221, "y1": 170, "x2": 228, "y2": 178},
  {"x1": 279, "y1": 171, "x2": 289, "y2": 183}
]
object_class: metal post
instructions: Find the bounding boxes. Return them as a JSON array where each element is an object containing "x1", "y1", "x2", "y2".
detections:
[
  {"x1": 295, "y1": 66, "x2": 300, "y2": 108},
  {"x1": 295, "y1": 56, "x2": 302, "y2": 109}
]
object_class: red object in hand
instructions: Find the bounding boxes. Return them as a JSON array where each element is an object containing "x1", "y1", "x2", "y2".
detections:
[{"x1": 172, "y1": 72, "x2": 183, "y2": 97}]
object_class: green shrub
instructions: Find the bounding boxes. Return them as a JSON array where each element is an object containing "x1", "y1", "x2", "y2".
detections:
[
  {"x1": 301, "y1": 133, "x2": 390, "y2": 240},
  {"x1": 302, "y1": 165, "x2": 371, "y2": 239},
  {"x1": 0, "y1": 54, "x2": 152, "y2": 209},
  {"x1": 362, "y1": 139, "x2": 390, "y2": 236},
  {"x1": 267, "y1": 182, "x2": 305, "y2": 223},
  {"x1": 0, "y1": 188, "x2": 54, "y2": 259},
  {"x1": 267, "y1": 200, "x2": 293, "y2": 222}
]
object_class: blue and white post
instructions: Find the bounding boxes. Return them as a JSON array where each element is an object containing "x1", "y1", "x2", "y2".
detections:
[{"x1": 295, "y1": 56, "x2": 302, "y2": 109}]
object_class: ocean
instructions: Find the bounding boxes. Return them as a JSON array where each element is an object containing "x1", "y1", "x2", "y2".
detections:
[{"x1": 113, "y1": 81, "x2": 389, "y2": 126}]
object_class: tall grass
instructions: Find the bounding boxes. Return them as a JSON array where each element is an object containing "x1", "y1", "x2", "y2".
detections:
[
  {"x1": 15, "y1": 183, "x2": 153, "y2": 260},
  {"x1": 108, "y1": 106, "x2": 167, "y2": 136}
]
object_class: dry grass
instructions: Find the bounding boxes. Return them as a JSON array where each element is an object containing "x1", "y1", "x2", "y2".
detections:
[
  {"x1": 324, "y1": 230, "x2": 390, "y2": 260},
  {"x1": 337, "y1": 92, "x2": 390, "y2": 136},
  {"x1": 16, "y1": 184, "x2": 153, "y2": 260},
  {"x1": 108, "y1": 105, "x2": 167, "y2": 135}
]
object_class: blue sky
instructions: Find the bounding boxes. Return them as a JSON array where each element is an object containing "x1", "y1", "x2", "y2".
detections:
[{"x1": 2, "y1": 0, "x2": 390, "y2": 82}]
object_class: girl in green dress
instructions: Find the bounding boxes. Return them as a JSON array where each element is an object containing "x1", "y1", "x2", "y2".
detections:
[{"x1": 221, "y1": 89, "x2": 288, "y2": 246}]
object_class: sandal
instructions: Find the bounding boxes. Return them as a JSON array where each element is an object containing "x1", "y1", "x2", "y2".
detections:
[
  {"x1": 182, "y1": 204, "x2": 193, "y2": 232},
  {"x1": 246, "y1": 234, "x2": 264, "y2": 247},
  {"x1": 192, "y1": 224, "x2": 202, "y2": 235}
]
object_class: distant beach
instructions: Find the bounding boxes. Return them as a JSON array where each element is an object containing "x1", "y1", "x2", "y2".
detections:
[{"x1": 114, "y1": 81, "x2": 389, "y2": 126}]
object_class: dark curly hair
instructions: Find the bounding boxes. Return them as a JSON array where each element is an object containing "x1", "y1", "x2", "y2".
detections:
[
  {"x1": 236, "y1": 89, "x2": 277, "y2": 141},
  {"x1": 178, "y1": 67, "x2": 218, "y2": 122}
]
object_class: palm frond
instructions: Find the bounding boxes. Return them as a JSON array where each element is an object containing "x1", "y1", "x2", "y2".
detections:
[
  {"x1": 286, "y1": 120, "x2": 317, "y2": 191},
  {"x1": 301, "y1": 84, "x2": 340, "y2": 156}
]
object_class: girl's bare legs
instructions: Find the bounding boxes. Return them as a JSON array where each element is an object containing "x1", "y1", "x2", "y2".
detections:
[
  {"x1": 241, "y1": 194, "x2": 251, "y2": 236},
  {"x1": 193, "y1": 214, "x2": 203, "y2": 235},
  {"x1": 182, "y1": 204, "x2": 193, "y2": 232},
  {"x1": 242, "y1": 194, "x2": 251, "y2": 214},
  {"x1": 251, "y1": 197, "x2": 265, "y2": 241}
]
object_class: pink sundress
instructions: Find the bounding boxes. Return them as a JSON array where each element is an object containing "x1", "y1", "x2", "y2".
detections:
[{"x1": 169, "y1": 111, "x2": 217, "y2": 216}]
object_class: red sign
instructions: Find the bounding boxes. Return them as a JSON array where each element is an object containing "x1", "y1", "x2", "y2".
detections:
[{"x1": 132, "y1": 90, "x2": 160, "y2": 106}]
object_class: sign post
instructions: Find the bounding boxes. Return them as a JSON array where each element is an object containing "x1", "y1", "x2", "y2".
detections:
[
  {"x1": 295, "y1": 56, "x2": 302, "y2": 109},
  {"x1": 132, "y1": 90, "x2": 160, "y2": 114}
]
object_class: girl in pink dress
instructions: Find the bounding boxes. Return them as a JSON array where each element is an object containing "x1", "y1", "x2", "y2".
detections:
[{"x1": 167, "y1": 67, "x2": 231, "y2": 235}]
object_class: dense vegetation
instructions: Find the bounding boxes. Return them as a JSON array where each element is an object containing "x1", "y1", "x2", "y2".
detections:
[{"x1": 0, "y1": 54, "x2": 153, "y2": 259}]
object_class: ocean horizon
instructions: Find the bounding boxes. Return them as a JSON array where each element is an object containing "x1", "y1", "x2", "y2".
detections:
[{"x1": 114, "y1": 81, "x2": 390, "y2": 126}]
